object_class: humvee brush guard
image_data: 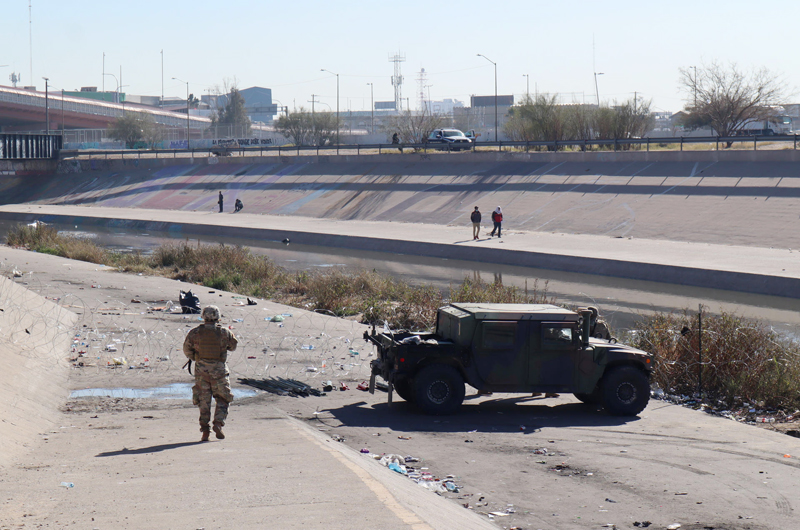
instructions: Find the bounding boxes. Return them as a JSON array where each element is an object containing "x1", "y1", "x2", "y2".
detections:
[{"x1": 364, "y1": 303, "x2": 654, "y2": 416}]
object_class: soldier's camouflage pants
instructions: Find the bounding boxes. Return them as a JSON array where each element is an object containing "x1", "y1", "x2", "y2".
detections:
[{"x1": 192, "y1": 361, "x2": 233, "y2": 429}]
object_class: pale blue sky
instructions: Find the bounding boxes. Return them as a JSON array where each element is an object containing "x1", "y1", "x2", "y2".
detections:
[{"x1": 2, "y1": 0, "x2": 798, "y2": 113}]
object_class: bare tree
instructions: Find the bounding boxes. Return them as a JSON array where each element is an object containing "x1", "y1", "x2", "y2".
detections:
[
  {"x1": 679, "y1": 62, "x2": 785, "y2": 140},
  {"x1": 504, "y1": 95, "x2": 652, "y2": 148},
  {"x1": 382, "y1": 109, "x2": 447, "y2": 145},
  {"x1": 274, "y1": 108, "x2": 339, "y2": 146}
]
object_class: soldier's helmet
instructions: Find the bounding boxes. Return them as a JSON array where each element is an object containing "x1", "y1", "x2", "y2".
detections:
[
  {"x1": 587, "y1": 306, "x2": 599, "y2": 322},
  {"x1": 202, "y1": 305, "x2": 221, "y2": 322}
]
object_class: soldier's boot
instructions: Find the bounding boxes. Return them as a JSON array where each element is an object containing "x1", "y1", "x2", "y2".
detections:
[
  {"x1": 200, "y1": 426, "x2": 211, "y2": 442},
  {"x1": 213, "y1": 422, "x2": 225, "y2": 440}
]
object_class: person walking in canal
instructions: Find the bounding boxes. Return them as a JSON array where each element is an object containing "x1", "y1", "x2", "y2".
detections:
[
  {"x1": 183, "y1": 305, "x2": 238, "y2": 442},
  {"x1": 218, "y1": 191, "x2": 224, "y2": 213},
  {"x1": 490, "y1": 206, "x2": 503, "y2": 237},
  {"x1": 470, "y1": 206, "x2": 482, "y2": 240}
]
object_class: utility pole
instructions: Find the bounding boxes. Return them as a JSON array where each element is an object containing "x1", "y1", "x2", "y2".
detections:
[
  {"x1": 102, "y1": 52, "x2": 105, "y2": 93},
  {"x1": 320, "y1": 69, "x2": 339, "y2": 148},
  {"x1": 523, "y1": 74, "x2": 530, "y2": 101},
  {"x1": 592, "y1": 34, "x2": 603, "y2": 107},
  {"x1": 594, "y1": 72, "x2": 604, "y2": 107},
  {"x1": 477, "y1": 54, "x2": 498, "y2": 142},
  {"x1": 161, "y1": 50, "x2": 164, "y2": 108},
  {"x1": 42, "y1": 77, "x2": 49, "y2": 133},
  {"x1": 367, "y1": 83, "x2": 374, "y2": 134},
  {"x1": 172, "y1": 77, "x2": 190, "y2": 147},
  {"x1": 691, "y1": 65, "x2": 698, "y2": 108},
  {"x1": 28, "y1": 0, "x2": 33, "y2": 85},
  {"x1": 309, "y1": 94, "x2": 318, "y2": 141}
]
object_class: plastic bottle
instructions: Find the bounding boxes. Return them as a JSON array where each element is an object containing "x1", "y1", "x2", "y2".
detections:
[{"x1": 60, "y1": 482, "x2": 74, "y2": 489}]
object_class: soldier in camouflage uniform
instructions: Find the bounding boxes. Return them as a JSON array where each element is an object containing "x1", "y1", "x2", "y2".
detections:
[
  {"x1": 183, "y1": 305, "x2": 238, "y2": 442},
  {"x1": 588, "y1": 306, "x2": 612, "y2": 341}
]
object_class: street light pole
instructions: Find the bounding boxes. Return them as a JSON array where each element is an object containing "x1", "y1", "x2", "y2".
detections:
[
  {"x1": 172, "y1": 77, "x2": 190, "y2": 148},
  {"x1": 523, "y1": 74, "x2": 530, "y2": 101},
  {"x1": 42, "y1": 77, "x2": 49, "y2": 134},
  {"x1": 103, "y1": 72, "x2": 118, "y2": 104},
  {"x1": 477, "y1": 54, "x2": 498, "y2": 142},
  {"x1": 690, "y1": 65, "x2": 698, "y2": 108},
  {"x1": 367, "y1": 82, "x2": 374, "y2": 134},
  {"x1": 321, "y1": 69, "x2": 339, "y2": 147},
  {"x1": 594, "y1": 72, "x2": 604, "y2": 107}
]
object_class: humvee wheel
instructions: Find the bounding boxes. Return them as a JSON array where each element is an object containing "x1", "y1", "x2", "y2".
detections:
[
  {"x1": 413, "y1": 365, "x2": 465, "y2": 415},
  {"x1": 601, "y1": 366, "x2": 650, "y2": 416},
  {"x1": 393, "y1": 377, "x2": 414, "y2": 402}
]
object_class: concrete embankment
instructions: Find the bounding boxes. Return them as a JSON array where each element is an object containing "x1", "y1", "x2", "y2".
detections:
[
  {"x1": 2, "y1": 149, "x2": 799, "y2": 296},
  {"x1": 1, "y1": 204, "x2": 799, "y2": 299},
  {"x1": 0, "y1": 274, "x2": 76, "y2": 468},
  {"x1": 2, "y1": 149, "x2": 800, "y2": 249}
]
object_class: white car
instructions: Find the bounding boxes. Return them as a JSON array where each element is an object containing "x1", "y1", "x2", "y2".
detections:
[{"x1": 425, "y1": 128, "x2": 472, "y2": 151}]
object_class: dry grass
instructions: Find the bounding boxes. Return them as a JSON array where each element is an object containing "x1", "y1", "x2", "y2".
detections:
[
  {"x1": 630, "y1": 309, "x2": 800, "y2": 410},
  {"x1": 4, "y1": 225, "x2": 549, "y2": 330}
]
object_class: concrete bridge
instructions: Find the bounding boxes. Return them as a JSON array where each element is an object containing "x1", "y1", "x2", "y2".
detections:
[{"x1": 0, "y1": 84, "x2": 209, "y2": 133}]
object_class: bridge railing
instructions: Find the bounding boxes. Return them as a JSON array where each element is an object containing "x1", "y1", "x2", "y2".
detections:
[
  {"x1": 58, "y1": 134, "x2": 800, "y2": 160},
  {"x1": 0, "y1": 133, "x2": 63, "y2": 160}
]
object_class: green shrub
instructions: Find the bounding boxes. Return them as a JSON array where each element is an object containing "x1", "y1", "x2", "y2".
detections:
[{"x1": 630, "y1": 309, "x2": 800, "y2": 410}]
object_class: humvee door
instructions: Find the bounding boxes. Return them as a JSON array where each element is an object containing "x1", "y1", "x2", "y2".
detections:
[
  {"x1": 529, "y1": 321, "x2": 580, "y2": 389},
  {"x1": 472, "y1": 320, "x2": 530, "y2": 385}
]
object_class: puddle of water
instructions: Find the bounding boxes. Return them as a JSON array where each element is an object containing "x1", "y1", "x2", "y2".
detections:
[{"x1": 70, "y1": 383, "x2": 257, "y2": 400}]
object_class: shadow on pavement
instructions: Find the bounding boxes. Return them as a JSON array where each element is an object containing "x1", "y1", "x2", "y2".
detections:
[
  {"x1": 323, "y1": 396, "x2": 638, "y2": 435},
  {"x1": 95, "y1": 441, "x2": 206, "y2": 457}
]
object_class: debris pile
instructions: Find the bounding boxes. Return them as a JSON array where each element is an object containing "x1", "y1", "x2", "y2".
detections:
[
  {"x1": 652, "y1": 387, "x2": 799, "y2": 426},
  {"x1": 359, "y1": 451, "x2": 463, "y2": 496},
  {"x1": 239, "y1": 377, "x2": 324, "y2": 397}
]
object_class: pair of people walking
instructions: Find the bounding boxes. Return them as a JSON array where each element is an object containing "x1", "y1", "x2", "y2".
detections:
[{"x1": 470, "y1": 206, "x2": 503, "y2": 239}]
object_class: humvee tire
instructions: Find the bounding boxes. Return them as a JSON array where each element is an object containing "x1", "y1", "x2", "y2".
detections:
[
  {"x1": 601, "y1": 366, "x2": 650, "y2": 416},
  {"x1": 413, "y1": 365, "x2": 465, "y2": 415},
  {"x1": 393, "y1": 377, "x2": 414, "y2": 402}
]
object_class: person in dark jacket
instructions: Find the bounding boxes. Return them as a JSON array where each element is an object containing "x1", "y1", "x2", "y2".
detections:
[
  {"x1": 391, "y1": 132, "x2": 403, "y2": 153},
  {"x1": 490, "y1": 206, "x2": 503, "y2": 237},
  {"x1": 218, "y1": 191, "x2": 224, "y2": 213},
  {"x1": 470, "y1": 206, "x2": 482, "y2": 240}
]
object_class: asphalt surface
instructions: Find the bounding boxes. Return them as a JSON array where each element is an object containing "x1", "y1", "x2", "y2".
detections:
[{"x1": 0, "y1": 247, "x2": 797, "y2": 530}]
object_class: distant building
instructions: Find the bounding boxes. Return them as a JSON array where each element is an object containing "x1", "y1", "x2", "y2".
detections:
[
  {"x1": 422, "y1": 98, "x2": 465, "y2": 115},
  {"x1": 205, "y1": 87, "x2": 278, "y2": 124},
  {"x1": 64, "y1": 87, "x2": 126, "y2": 103}
]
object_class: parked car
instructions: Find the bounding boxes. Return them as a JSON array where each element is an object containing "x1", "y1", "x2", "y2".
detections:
[
  {"x1": 425, "y1": 128, "x2": 472, "y2": 151},
  {"x1": 464, "y1": 130, "x2": 480, "y2": 141},
  {"x1": 364, "y1": 303, "x2": 654, "y2": 416}
]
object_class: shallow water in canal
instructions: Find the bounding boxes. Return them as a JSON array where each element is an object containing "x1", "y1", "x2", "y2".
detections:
[{"x1": 1, "y1": 219, "x2": 797, "y2": 335}]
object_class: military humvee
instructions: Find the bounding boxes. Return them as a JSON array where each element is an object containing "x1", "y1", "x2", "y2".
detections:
[{"x1": 364, "y1": 303, "x2": 654, "y2": 416}]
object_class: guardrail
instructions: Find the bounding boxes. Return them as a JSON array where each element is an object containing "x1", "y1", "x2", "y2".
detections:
[
  {"x1": 59, "y1": 134, "x2": 800, "y2": 160},
  {"x1": 1, "y1": 133, "x2": 63, "y2": 160}
]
